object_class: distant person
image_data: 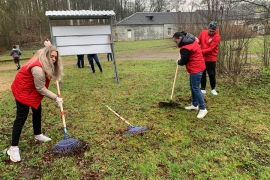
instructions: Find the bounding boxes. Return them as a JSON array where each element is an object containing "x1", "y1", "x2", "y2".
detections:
[
  {"x1": 107, "y1": 53, "x2": 112, "y2": 61},
  {"x1": 87, "y1": 54, "x2": 103, "y2": 73},
  {"x1": 197, "y1": 21, "x2": 221, "y2": 95},
  {"x1": 77, "y1": 55, "x2": 84, "y2": 68},
  {"x1": 7, "y1": 44, "x2": 63, "y2": 162},
  {"x1": 173, "y1": 31, "x2": 208, "y2": 119},
  {"x1": 10, "y1": 45, "x2": 22, "y2": 70}
]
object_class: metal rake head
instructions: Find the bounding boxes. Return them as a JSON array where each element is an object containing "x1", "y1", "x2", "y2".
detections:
[
  {"x1": 52, "y1": 137, "x2": 86, "y2": 153},
  {"x1": 126, "y1": 126, "x2": 148, "y2": 135},
  {"x1": 158, "y1": 101, "x2": 180, "y2": 107}
]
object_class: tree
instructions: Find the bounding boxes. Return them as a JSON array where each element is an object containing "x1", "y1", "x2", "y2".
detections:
[
  {"x1": 170, "y1": 0, "x2": 186, "y2": 11},
  {"x1": 149, "y1": 0, "x2": 168, "y2": 12},
  {"x1": 134, "y1": 0, "x2": 147, "y2": 12},
  {"x1": 231, "y1": 0, "x2": 270, "y2": 68}
]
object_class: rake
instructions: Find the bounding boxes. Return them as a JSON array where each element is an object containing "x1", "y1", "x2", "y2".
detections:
[
  {"x1": 51, "y1": 80, "x2": 86, "y2": 153},
  {"x1": 105, "y1": 104, "x2": 147, "y2": 134},
  {"x1": 159, "y1": 64, "x2": 181, "y2": 107}
]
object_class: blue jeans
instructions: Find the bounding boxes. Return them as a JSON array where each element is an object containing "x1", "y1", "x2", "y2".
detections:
[
  {"x1": 87, "y1": 54, "x2": 103, "y2": 73},
  {"x1": 190, "y1": 71, "x2": 206, "y2": 110}
]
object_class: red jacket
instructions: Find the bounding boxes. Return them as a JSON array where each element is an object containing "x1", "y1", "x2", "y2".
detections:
[
  {"x1": 181, "y1": 42, "x2": 206, "y2": 74},
  {"x1": 11, "y1": 60, "x2": 50, "y2": 109},
  {"x1": 198, "y1": 29, "x2": 221, "y2": 62}
]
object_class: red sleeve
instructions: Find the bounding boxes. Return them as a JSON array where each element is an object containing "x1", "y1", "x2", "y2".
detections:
[
  {"x1": 197, "y1": 32, "x2": 202, "y2": 45},
  {"x1": 202, "y1": 36, "x2": 221, "y2": 55}
]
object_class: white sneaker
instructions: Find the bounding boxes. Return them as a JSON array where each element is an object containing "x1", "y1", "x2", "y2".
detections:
[
  {"x1": 197, "y1": 109, "x2": 208, "y2": 118},
  {"x1": 201, "y1": 90, "x2": 206, "y2": 94},
  {"x1": 7, "y1": 146, "x2": 21, "y2": 162},
  {"x1": 35, "y1": 134, "x2": 52, "y2": 142},
  {"x1": 211, "y1": 89, "x2": 218, "y2": 95},
  {"x1": 185, "y1": 105, "x2": 199, "y2": 110}
]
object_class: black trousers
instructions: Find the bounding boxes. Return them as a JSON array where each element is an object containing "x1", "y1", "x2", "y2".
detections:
[
  {"x1": 107, "y1": 53, "x2": 112, "y2": 61},
  {"x1": 12, "y1": 100, "x2": 42, "y2": 146},
  {"x1": 77, "y1": 55, "x2": 84, "y2": 68},
  {"x1": 201, "y1": 61, "x2": 216, "y2": 90}
]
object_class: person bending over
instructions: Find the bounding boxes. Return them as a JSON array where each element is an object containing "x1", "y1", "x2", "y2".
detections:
[
  {"x1": 7, "y1": 44, "x2": 63, "y2": 162},
  {"x1": 174, "y1": 31, "x2": 208, "y2": 119}
]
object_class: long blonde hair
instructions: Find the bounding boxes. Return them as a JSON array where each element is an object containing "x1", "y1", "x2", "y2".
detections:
[{"x1": 26, "y1": 46, "x2": 63, "y2": 81}]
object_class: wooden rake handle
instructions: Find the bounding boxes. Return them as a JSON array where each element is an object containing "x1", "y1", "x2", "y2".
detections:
[
  {"x1": 105, "y1": 104, "x2": 133, "y2": 127},
  {"x1": 170, "y1": 64, "x2": 179, "y2": 101},
  {"x1": 56, "y1": 80, "x2": 66, "y2": 128}
]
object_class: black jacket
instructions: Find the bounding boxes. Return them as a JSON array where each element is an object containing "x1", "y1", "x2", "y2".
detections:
[{"x1": 177, "y1": 33, "x2": 195, "y2": 66}]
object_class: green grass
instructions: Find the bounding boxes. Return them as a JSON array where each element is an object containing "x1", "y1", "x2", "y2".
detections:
[
  {"x1": 114, "y1": 39, "x2": 173, "y2": 52},
  {"x1": 0, "y1": 56, "x2": 270, "y2": 179}
]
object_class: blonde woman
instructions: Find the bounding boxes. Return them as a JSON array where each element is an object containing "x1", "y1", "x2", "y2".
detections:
[{"x1": 7, "y1": 44, "x2": 63, "y2": 162}]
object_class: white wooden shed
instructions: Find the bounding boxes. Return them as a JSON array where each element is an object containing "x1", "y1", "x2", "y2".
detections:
[{"x1": 45, "y1": 10, "x2": 119, "y2": 83}]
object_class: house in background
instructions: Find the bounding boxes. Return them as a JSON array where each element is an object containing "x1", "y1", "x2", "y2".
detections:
[
  {"x1": 114, "y1": 12, "x2": 179, "y2": 41},
  {"x1": 113, "y1": 11, "x2": 207, "y2": 41},
  {"x1": 114, "y1": 10, "x2": 265, "y2": 42}
]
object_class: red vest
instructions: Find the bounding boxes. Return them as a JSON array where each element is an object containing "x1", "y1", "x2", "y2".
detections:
[
  {"x1": 181, "y1": 42, "x2": 206, "y2": 74},
  {"x1": 11, "y1": 59, "x2": 50, "y2": 109}
]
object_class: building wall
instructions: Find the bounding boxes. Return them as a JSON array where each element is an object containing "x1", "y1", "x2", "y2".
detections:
[{"x1": 114, "y1": 24, "x2": 178, "y2": 41}]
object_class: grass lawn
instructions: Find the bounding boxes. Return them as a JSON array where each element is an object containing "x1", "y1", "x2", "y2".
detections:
[{"x1": 0, "y1": 54, "x2": 270, "y2": 179}]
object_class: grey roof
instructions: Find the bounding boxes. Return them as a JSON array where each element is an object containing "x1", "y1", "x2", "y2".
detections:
[
  {"x1": 117, "y1": 12, "x2": 179, "y2": 25},
  {"x1": 116, "y1": 12, "x2": 207, "y2": 25},
  {"x1": 45, "y1": 10, "x2": 115, "y2": 20},
  {"x1": 116, "y1": 10, "x2": 255, "y2": 26}
]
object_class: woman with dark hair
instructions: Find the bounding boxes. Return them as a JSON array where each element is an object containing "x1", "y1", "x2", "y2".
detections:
[{"x1": 173, "y1": 31, "x2": 208, "y2": 119}]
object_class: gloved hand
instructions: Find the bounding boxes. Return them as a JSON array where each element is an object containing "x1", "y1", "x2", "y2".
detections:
[
  {"x1": 176, "y1": 59, "x2": 179, "y2": 65},
  {"x1": 55, "y1": 97, "x2": 63, "y2": 106},
  {"x1": 44, "y1": 39, "x2": 52, "y2": 47}
]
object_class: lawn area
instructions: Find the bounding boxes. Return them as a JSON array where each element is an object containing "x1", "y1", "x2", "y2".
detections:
[
  {"x1": 0, "y1": 36, "x2": 268, "y2": 62},
  {"x1": 0, "y1": 54, "x2": 270, "y2": 179},
  {"x1": 0, "y1": 39, "x2": 270, "y2": 180}
]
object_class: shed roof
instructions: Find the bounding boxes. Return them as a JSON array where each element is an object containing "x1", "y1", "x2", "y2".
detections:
[{"x1": 45, "y1": 10, "x2": 115, "y2": 20}]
